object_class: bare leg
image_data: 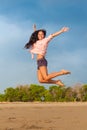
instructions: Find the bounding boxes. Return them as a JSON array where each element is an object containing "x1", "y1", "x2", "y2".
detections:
[
  {"x1": 37, "y1": 67, "x2": 68, "y2": 86},
  {"x1": 39, "y1": 66, "x2": 70, "y2": 81},
  {"x1": 40, "y1": 79, "x2": 64, "y2": 86}
]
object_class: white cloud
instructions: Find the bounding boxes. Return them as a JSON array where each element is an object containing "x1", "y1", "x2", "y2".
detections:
[
  {"x1": 0, "y1": 15, "x2": 38, "y2": 92},
  {"x1": 0, "y1": 15, "x2": 33, "y2": 46},
  {"x1": 0, "y1": 15, "x2": 34, "y2": 63}
]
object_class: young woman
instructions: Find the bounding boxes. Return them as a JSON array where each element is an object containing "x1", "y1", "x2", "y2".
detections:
[{"x1": 25, "y1": 25, "x2": 71, "y2": 86}]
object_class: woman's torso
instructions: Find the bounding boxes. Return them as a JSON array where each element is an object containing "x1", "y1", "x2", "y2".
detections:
[
  {"x1": 37, "y1": 54, "x2": 45, "y2": 60},
  {"x1": 30, "y1": 35, "x2": 53, "y2": 60}
]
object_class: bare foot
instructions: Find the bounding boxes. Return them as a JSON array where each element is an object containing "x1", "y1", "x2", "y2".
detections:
[
  {"x1": 56, "y1": 80, "x2": 64, "y2": 87},
  {"x1": 61, "y1": 69, "x2": 71, "y2": 75}
]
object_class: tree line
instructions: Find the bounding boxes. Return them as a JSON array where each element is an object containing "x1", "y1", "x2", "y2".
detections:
[{"x1": 0, "y1": 84, "x2": 87, "y2": 102}]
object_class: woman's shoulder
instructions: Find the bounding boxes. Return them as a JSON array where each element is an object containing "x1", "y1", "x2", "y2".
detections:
[{"x1": 44, "y1": 34, "x2": 53, "y2": 43}]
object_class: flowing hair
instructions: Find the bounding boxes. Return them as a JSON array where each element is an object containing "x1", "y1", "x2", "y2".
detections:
[{"x1": 24, "y1": 29, "x2": 46, "y2": 49}]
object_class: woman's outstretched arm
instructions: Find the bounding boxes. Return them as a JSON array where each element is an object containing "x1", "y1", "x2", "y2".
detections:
[{"x1": 51, "y1": 27, "x2": 69, "y2": 38}]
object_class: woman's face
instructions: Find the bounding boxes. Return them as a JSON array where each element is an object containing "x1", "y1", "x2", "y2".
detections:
[{"x1": 37, "y1": 31, "x2": 45, "y2": 40}]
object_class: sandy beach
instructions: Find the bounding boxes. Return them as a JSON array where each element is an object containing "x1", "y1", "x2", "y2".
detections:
[{"x1": 0, "y1": 102, "x2": 87, "y2": 130}]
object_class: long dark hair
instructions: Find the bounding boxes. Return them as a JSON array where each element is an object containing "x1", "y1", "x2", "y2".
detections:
[{"x1": 24, "y1": 29, "x2": 46, "y2": 49}]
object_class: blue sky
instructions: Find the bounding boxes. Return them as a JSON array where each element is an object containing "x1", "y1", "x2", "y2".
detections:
[{"x1": 0, "y1": 0, "x2": 87, "y2": 92}]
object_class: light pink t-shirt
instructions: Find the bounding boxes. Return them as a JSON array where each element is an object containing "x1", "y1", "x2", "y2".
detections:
[{"x1": 29, "y1": 35, "x2": 53, "y2": 58}]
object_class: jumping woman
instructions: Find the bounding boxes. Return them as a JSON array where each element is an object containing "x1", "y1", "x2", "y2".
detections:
[{"x1": 24, "y1": 25, "x2": 71, "y2": 86}]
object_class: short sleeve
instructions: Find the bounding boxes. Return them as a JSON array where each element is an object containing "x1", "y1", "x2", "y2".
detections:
[{"x1": 45, "y1": 34, "x2": 53, "y2": 43}]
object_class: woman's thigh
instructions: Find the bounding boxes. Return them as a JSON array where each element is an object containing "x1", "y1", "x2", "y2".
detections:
[
  {"x1": 38, "y1": 66, "x2": 48, "y2": 80},
  {"x1": 37, "y1": 69, "x2": 43, "y2": 81}
]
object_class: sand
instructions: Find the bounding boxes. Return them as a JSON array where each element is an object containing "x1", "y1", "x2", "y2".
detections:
[{"x1": 0, "y1": 102, "x2": 87, "y2": 130}]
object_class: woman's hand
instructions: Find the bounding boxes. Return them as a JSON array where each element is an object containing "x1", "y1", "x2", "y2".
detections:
[
  {"x1": 60, "y1": 27, "x2": 69, "y2": 33},
  {"x1": 33, "y1": 24, "x2": 36, "y2": 31}
]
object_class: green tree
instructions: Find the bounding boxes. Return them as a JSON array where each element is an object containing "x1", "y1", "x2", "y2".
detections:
[
  {"x1": 2, "y1": 83, "x2": 87, "y2": 102},
  {"x1": 28, "y1": 84, "x2": 46, "y2": 101},
  {"x1": 4, "y1": 87, "x2": 16, "y2": 102},
  {"x1": 15, "y1": 85, "x2": 30, "y2": 101},
  {"x1": 80, "y1": 84, "x2": 87, "y2": 101},
  {"x1": 4, "y1": 85, "x2": 30, "y2": 102},
  {"x1": 44, "y1": 89, "x2": 53, "y2": 101},
  {"x1": 72, "y1": 86, "x2": 82, "y2": 101},
  {"x1": 64, "y1": 87, "x2": 76, "y2": 101},
  {"x1": 0, "y1": 94, "x2": 5, "y2": 102},
  {"x1": 49, "y1": 86, "x2": 65, "y2": 102}
]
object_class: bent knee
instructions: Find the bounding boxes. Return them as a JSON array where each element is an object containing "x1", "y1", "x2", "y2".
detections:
[
  {"x1": 39, "y1": 79, "x2": 49, "y2": 84},
  {"x1": 38, "y1": 78, "x2": 44, "y2": 83},
  {"x1": 38, "y1": 78, "x2": 48, "y2": 83},
  {"x1": 43, "y1": 76, "x2": 49, "y2": 81}
]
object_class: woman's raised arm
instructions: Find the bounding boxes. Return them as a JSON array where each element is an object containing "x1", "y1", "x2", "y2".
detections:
[{"x1": 51, "y1": 27, "x2": 69, "y2": 38}]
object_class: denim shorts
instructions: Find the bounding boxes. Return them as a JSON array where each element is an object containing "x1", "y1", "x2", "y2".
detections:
[{"x1": 37, "y1": 58, "x2": 48, "y2": 69}]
